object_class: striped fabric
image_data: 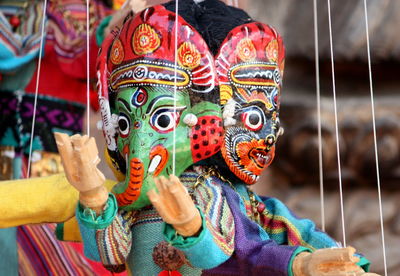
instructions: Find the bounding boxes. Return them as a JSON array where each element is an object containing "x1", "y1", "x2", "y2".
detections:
[
  {"x1": 46, "y1": 0, "x2": 109, "y2": 60},
  {"x1": 238, "y1": 187, "x2": 339, "y2": 251},
  {"x1": 17, "y1": 224, "x2": 114, "y2": 276},
  {"x1": 192, "y1": 176, "x2": 235, "y2": 256},
  {"x1": 96, "y1": 210, "x2": 137, "y2": 267},
  {"x1": 0, "y1": 0, "x2": 44, "y2": 72}
]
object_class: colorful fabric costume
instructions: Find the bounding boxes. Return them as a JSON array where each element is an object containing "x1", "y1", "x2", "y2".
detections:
[
  {"x1": 76, "y1": 4, "x2": 230, "y2": 274},
  {"x1": 0, "y1": 1, "x2": 373, "y2": 275},
  {"x1": 0, "y1": 1, "x2": 46, "y2": 274},
  {"x1": 77, "y1": 170, "x2": 235, "y2": 275},
  {"x1": 0, "y1": 1, "x2": 112, "y2": 275},
  {"x1": 74, "y1": 1, "x2": 370, "y2": 275}
]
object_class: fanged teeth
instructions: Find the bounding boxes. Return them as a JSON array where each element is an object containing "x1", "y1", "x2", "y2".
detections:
[
  {"x1": 250, "y1": 174, "x2": 259, "y2": 182},
  {"x1": 256, "y1": 153, "x2": 267, "y2": 160},
  {"x1": 148, "y1": 155, "x2": 161, "y2": 173}
]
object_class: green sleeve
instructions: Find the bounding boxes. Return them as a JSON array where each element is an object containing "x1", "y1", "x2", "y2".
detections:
[
  {"x1": 96, "y1": 15, "x2": 112, "y2": 46},
  {"x1": 163, "y1": 208, "x2": 231, "y2": 269},
  {"x1": 76, "y1": 193, "x2": 118, "y2": 230}
]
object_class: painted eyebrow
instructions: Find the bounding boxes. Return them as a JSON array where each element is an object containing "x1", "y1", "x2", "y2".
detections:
[
  {"x1": 145, "y1": 95, "x2": 175, "y2": 115},
  {"x1": 117, "y1": 98, "x2": 131, "y2": 112}
]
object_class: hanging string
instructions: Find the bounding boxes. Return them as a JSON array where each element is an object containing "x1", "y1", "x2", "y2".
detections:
[
  {"x1": 27, "y1": 0, "x2": 48, "y2": 178},
  {"x1": 363, "y1": 0, "x2": 388, "y2": 274},
  {"x1": 86, "y1": 0, "x2": 90, "y2": 136},
  {"x1": 326, "y1": 0, "x2": 346, "y2": 247},
  {"x1": 313, "y1": 0, "x2": 325, "y2": 232},
  {"x1": 172, "y1": 0, "x2": 179, "y2": 176}
]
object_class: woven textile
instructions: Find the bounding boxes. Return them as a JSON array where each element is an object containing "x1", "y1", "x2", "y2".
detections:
[
  {"x1": 190, "y1": 175, "x2": 235, "y2": 256},
  {"x1": 0, "y1": 92, "x2": 85, "y2": 153},
  {"x1": 79, "y1": 171, "x2": 234, "y2": 275},
  {"x1": 97, "y1": 210, "x2": 137, "y2": 266},
  {"x1": 0, "y1": 228, "x2": 18, "y2": 275},
  {"x1": 203, "y1": 182, "x2": 306, "y2": 276},
  {"x1": 17, "y1": 224, "x2": 96, "y2": 276},
  {"x1": 0, "y1": 0, "x2": 44, "y2": 72}
]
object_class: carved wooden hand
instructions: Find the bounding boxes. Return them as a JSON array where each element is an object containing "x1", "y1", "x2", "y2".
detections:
[
  {"x1": 293, "y1": 246, "x2": 380, "y2": 276},
  {"x1": 54, "y1": 133, "x2": 108, "y2": 214},
  {"x1": 148, "y1": 175, "x2": 202, "y2": 237}
]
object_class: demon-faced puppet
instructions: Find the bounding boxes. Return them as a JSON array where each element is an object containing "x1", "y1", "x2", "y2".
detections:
[{"x1": 54, "y1": 1, "x2": 376, "y2": 275}]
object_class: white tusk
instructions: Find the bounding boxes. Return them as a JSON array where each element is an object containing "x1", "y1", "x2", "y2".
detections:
[{"x1": 183, "y1": 113, "x2": 198, "y2": 127}]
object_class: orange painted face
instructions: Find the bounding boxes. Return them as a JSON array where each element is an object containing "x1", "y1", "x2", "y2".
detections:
[
  {"x1": 216, "y1": 22, "x2": 285, "y2": 184},
  {"x1": 219, "y1": 92, "x2": 279, "y2": 184},
  {"x1": 236, "y1": 138, "x2": 275, "y2": 177}
]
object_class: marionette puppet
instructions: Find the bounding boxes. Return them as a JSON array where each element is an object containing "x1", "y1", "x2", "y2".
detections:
[
  {"x1": 154, "y1": 1, "x2": 377, "y2": 275},
  {"x1": 171, "y1": 1, "x2": 379, "y2": 275},
  {"x1": 196, "y1": 7, "x2": 375, "y2": 275},
  {"x1": 0, "y1": 1, "x2": 116, "y2": 275},
  {"x1": 0, "y1": 1, "x2": 46, "y2": 274},
  {"x1": 55, "y1": 4, "x2": 237, "y2": 275},
  {"x1": 58, "y1": 2, "x2": 378, "y2": 275},
  {"x1": 0, "y1": 1, "x2": 380, "y2": 275}
]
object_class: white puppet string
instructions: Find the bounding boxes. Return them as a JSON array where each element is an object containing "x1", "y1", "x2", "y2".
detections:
[
  {"x1": 172, "y1": 0, "x2": 179, "y2": 176},
  {"x1": 86, "y1": 0, "x2": 90, "y2": 136},
  {"x1": 326, "y1": 0, "x2": 346, "y2": 247},
  {"x1": 312, "y1": 0, "x2": 325, "y2": 232},
  {"x1": 363, "y1": 0, "x2": 388, "y2": 274},
  {"x1": 27, "y1": 0, "x2": 48, "y2": 178}
]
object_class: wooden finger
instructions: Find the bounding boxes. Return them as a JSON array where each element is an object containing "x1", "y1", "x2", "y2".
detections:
[
  {"x1": 312, "y1": 247, "x2": 358, "y2": 264},
  {"x1": 71, "y1": 135, "x2": 105, "y2": 191},
  {"x1": 154, "y1": 176, "x2": 167, "y2": 194},
  {"x1": 158, "y1": 176, "x2": 179, "y2": 211},
  {"x1": 72, "y1": 136, "x2": 95, "y2": 172},
  {"x1": 147, "y1": 189, "x2": 172, "y2": 223},
  {"x1": 154, "y1": 176, "x2": 181, "y2": 219},
  {"x1": 167, "y1": 175, "x2": 196, "y2": 217},
  {"x1": 86, "y1": 137, "x2": 100, "y2": 165},
  {"x1": 71, "y1": 137, "x2": 91, "y2": 182},
  {"x1": 54, "y1": 132, "x2": 77, "y2": 183}
]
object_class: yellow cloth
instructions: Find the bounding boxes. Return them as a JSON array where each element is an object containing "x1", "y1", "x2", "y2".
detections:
[
  {"x1": 0, "y1": 173, "x2": 117, "y2": 228},
  {"x1": 62, "y1": 217, "x2": 82, "y2": 242}
]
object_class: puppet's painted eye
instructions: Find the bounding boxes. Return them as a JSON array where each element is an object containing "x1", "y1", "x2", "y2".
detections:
[
  {"x1": 131, "y1": 88, "x2": 148, "y2": 107},
  {"x1": 271, "y1": 88, "x2": 280, "y2": 108},
  {"x1": 150, "y1": 107, "x2": 184, "y2": 133},
  {"x1": 118, "y1": 113, "x2": 130, "y2": 138},
  {"x1": 241, "y1": 107, "x2": 264, "y2": 132}
]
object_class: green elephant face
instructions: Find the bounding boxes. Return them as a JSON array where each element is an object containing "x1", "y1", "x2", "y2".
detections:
[
  {"x1": 96, "y1": 5, "x2": 224, "y2": 210},
  {"x1": 112, "y1": 86, "x2": 222, "y2": 210}
]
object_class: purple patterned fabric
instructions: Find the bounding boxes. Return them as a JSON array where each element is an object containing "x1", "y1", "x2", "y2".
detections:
[
  {"x1": 0, "y1": 92, "x2": 84, "y2": 152},
  {"x1": 203, "y1": 181, "x2": 304, "y2": 276}
]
